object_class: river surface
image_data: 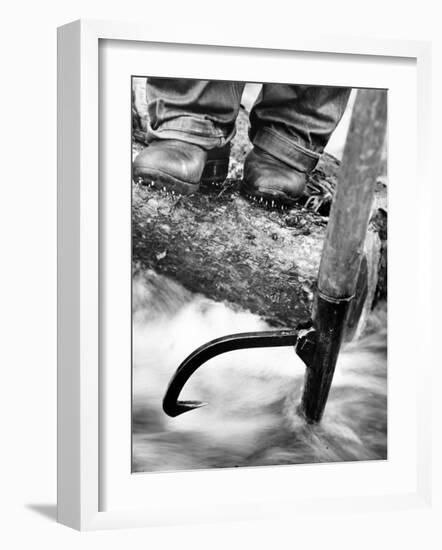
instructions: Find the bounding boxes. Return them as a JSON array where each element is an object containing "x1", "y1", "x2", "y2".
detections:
[{"x1": 132, "y1": 271, "x2": 387, "y2": 473}]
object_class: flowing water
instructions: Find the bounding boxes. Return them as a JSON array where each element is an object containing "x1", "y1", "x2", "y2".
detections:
[{"x1": 132, "y1": 270, "x2": 387, "y2": 473}]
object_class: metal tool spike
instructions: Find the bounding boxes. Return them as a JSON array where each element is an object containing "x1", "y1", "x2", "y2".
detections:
[
  {"x1": 162, "y1": 328, "x2": 301, "y2": 417},
  {"x1": 169, "y1": 400, "x2": 209, "y2": 417}
]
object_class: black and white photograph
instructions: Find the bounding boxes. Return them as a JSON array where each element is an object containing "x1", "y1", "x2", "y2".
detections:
[
  {"x1": 3, "y1": 0, "x2": 439, "y2": 543},
  {"x1": 131, "y1": 78, "x2": 388, "y2": 473}
]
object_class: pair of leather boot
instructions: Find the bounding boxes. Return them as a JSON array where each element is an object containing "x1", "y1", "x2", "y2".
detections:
[{"x1": 133, "y1": 139, "x2": 307, "y2": 206}]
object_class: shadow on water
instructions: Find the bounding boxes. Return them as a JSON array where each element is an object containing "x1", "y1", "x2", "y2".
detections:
[{"x1": 132, "y1": 271, "x2": 387, "y2": 473}]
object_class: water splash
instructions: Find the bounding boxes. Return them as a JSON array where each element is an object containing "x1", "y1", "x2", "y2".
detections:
[{"x1": 132, "y1": 271, "x2": 387, "y2": 472}]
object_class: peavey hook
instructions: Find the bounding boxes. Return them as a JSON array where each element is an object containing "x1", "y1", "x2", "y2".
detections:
[{"x1": 162, "y1": 324, "x2": 317, "y2": 418}]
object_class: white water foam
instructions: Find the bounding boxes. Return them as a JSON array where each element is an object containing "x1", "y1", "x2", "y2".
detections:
[{"x1": 132, "y1": 271, "x2": 387, "y2": 472}]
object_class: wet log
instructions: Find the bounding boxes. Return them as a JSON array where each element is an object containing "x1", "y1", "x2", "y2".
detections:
[{"x1": 132, "y1": 150, "x2": 387, "y2": 333}]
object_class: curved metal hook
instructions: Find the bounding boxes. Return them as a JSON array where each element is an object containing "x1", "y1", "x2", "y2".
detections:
[{"x1": 162, "y1": 328, "x2": 300, "y2": 417}]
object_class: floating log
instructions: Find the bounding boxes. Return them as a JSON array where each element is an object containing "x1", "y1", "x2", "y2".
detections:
[{"x1": 132, "y1": 151, "x2": 386, "y2": 333}]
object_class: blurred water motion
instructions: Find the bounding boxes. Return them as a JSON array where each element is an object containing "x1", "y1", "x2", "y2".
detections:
[{"x1": 132, "y1": 271, "x2": 387, "y2": 472}]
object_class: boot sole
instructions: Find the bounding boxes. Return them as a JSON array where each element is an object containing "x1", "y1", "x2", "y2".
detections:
[
  {"x1": 134, "y1": 168, "x2": 199, "y2": 195},
  {"x1": 240, "y1": 182, "x2": 302, "y2": 209}
]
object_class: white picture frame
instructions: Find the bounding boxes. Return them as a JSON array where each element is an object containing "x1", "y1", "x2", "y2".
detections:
[{"x1": 57, "y1": 19, "x2": 432, "y2": 531}]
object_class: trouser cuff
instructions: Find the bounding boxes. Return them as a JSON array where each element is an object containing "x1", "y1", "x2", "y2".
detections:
[
  {"x1": 252, "y1": 127, "x2": 320, "y2": 172},
  {"x1": 146, "y1": 117, "x2": 235, "y2": 150}
]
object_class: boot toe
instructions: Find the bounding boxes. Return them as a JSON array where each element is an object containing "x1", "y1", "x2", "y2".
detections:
[{"x1": 133, "y1": 140, "x2": 207, "y2": 194}]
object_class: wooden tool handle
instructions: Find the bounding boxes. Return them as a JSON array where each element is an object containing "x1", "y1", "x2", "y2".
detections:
[{"x1": 318, "y1": 88, "x2": 387, "y2": 300}]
